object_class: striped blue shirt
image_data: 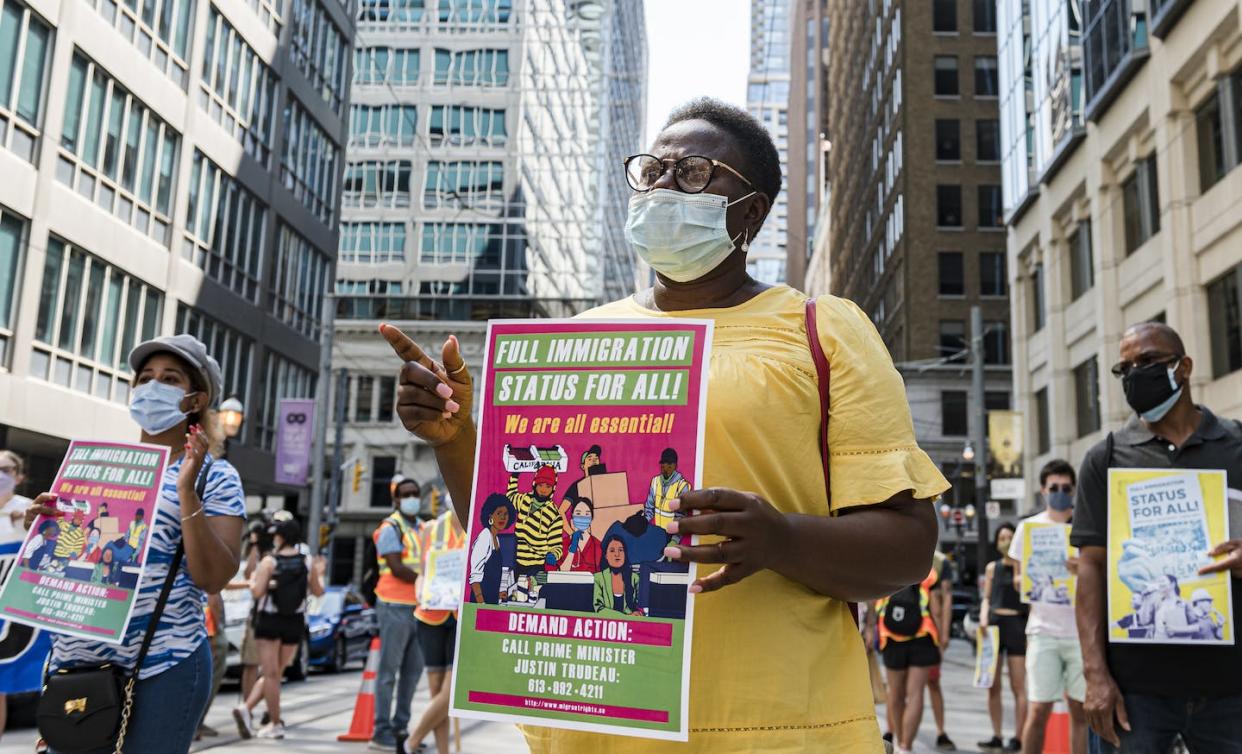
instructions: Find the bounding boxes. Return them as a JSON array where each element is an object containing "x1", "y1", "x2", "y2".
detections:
[{"x1": 50, "y1": 455, "x2": 246, "y2": 680}]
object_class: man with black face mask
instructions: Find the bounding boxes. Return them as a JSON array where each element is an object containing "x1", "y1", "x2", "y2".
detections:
[
  {"x1": 1071, "y1": 322, "x2": 1242, "y2": 753},
  {"x1": 1009, "y1": 460, "x2": 1085, "y2": 754}
]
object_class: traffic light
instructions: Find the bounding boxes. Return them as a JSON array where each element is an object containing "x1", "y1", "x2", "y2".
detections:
[
  {"x1": 319, "y1": 523, "x2": 331, "y2": 549},
  {"x1": 352, "y1": 460, "x2": 364, "y2": 493}
]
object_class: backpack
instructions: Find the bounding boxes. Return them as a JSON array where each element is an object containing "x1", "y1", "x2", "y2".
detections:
[
  {"x1": 882, "y1": 582, "x2": 926, "y2": 637},
  {"x1": 361, "y1": 519, "x2": 402, "y2": 606},
  {"x1": 268, "y1": 554, "x2": 308, "y2": 615}
]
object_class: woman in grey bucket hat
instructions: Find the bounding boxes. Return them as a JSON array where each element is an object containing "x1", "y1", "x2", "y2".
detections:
[{"x1": 24, "y1": 333, "x2": 248, "y2": 753}]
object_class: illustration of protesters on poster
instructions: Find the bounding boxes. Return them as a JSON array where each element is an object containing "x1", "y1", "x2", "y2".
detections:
[
  {"x1": 0, "y1": 441, "x2": 169, "y2": 643},
  {"x1": 1107, "y1": 469, "x2": 1233, "y2": 645},
  {"x1": 452, "y1": 320, "x2": 712, "y2": 741},
  {"x1": 973, "y1": 625, "x2": 1000, "y2": 689},
  {"x1": 1020, "y1": 522, "x2": 1075, "y2": 606}
]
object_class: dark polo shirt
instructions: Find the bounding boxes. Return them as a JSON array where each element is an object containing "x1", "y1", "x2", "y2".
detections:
[{"x1": 1071, "y1": 406, "x2": 1242, "y2": 697}]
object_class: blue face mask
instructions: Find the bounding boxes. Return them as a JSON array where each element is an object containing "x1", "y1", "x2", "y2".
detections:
[
  {"x1": 624, "y1": 189, "x2": 753, "y2": 283},
  {"x1": 129, "y1": 382, "x2": 195, "y2": 435},
  {"x1": 1046, "y1": 490, "x2": 1074, "y2": 512},
  {"x1": 399, "y1": 497, "x2": 421, "y2": 517},
  {"x1": 572, "y1": 515, "x2": 592, "y2": 532}
]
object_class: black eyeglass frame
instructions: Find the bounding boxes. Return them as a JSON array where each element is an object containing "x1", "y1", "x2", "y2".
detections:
[
  {"x1": 622, "y1": 153, "x2": 758, "y2": 195},
  {"x1": 1109, "y1": 353, "x2": 1183, "y2": 379}
]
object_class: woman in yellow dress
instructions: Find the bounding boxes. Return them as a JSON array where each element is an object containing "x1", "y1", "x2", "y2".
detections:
[{"x1": 380, "y1": 98, "x2": 949, "y2": 753}]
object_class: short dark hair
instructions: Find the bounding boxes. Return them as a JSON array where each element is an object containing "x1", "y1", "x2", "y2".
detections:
[
  {"x1": 663, "y1": 97, "x2": 782, "y2": 206},
  {"x1": 394, "y1": 478, "x2": 420, "y2": 496},
  {"x1": 660, "y1": 448, "x2": 678, "y2": 465},
  {"x1": 1039, "y1": 459, "x2": 1077, "y2": 488},
  {"x1": 1122, "y1": 321, "x2": 1186, "y2": 356}
]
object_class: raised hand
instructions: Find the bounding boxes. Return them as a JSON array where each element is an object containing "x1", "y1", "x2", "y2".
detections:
[
  {"x1": 22, "y1": 492, "x2": 61, "y2": 530},
  {"x1": 178, "y1": 424, "x2": 209, "y2": 495},
  {"x1": 380, "y1": 324, "x2": 474, "y2": 447}
]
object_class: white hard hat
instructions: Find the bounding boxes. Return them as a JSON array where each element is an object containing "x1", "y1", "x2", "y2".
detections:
[{"x1": 1191, "y1": 589, "x2": 1212, "y2": 603}]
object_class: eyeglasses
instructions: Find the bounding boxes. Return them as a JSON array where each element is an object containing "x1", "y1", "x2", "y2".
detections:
[
  {"x1": 623, "y1": 154, "x2": 756, "y2": 194},
  {"x1": 1110, "y1": 353, "x2": 1181, "y2": 379},
  {"x1": 1046, "y1": 484, "x2": 1074, "y2": 494}
]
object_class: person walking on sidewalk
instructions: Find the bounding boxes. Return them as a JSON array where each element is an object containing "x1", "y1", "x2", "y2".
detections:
[
  {"x1": 873, "y1": 567, "x2": 945, "y2": 754},
  {"x1": 380, "y1": 97, "x2": 948, "y2": 753},
  {"x1": 233, "y1": 518, "x2": 325, "y2": 739},
  {"x1": 977, "y1": 523, "x2": 1028, "y2": 752},
  {"x1": 925, "y1": 550, "x2": 957, "y2": 751},
  {"x1": 25, "y1": 335, "x2": 247, "y2": 754},
  {"x1": 1072, "y1": 322, "x2": 1242, "y2": 753},
  {"x1": 371, "y1": 478, "x2": 427, "y2": 750},
  {"x1": 1011, "y1": 460, "x2": 1087, "y2": 754},
  {"x1": 402, "y1": 509, "x2": 466, "y2": 754}
]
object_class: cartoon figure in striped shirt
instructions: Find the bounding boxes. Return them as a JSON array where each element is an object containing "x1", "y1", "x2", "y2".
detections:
[{"x1": 506, "y1": 465, "x2": 564, "y2": 602}]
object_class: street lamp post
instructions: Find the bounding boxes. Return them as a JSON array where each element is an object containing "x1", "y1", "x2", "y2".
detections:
[{"x1": 218, "y1": 397, "x2": 245, "y2": 458}]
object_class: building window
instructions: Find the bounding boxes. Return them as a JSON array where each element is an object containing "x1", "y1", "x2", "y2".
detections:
[
  {"x1": 433, "y1": 48, "x2": 509, "y2": 87},
  {"x1": 257, "y1": 351, "x2": 316, "y2": 450},
  {"x1": 978, "y1": 184, "x2": 1003, "y2": 227},
  {"x1": 1069, "y1": 220, "x2": 1094, "y2": 300},
  {"x1": 933, "y1": 0, "x2": 956, "y2": 32},
  {"x1": 288, "y1": 0, "x2": 348, "y2": 113},
  {"x1": 58, "y1": 51, "x2": 180, "y2": 245},
  {"x1": 973, "y1": 0, "x2": 997, "y2": 32},
  {"x1": 1035, "y1": 388, "x2": 1050, "y2": 454},
  {"x1": 1083, "y1": 0, "x2": 1148, "y2": 108},
  {"x1": 428, "y1": 105, "x2": 507, "y2": 146},
  {"x1": 271, "y1": 223, "x2": 329, "y2": 338},
  {"x1": 984, "y1": 320, "x2": 1010, "y2": 364},
  {"x1": 1074, "y1": 357, "x2": 1101, "y2": 437},
  {"x1": 934, "y1": 56, "x2": 959, "y2": 96},
  {"x1": 941, "y1": 390, "x2": 968, "y2": 436},
  {"x1": 980, "y1": 251, "x2": 1007, "y2": 296},
  {"x1": 985, "y1": 391, "x2": 1011, "y2": 411},
  {"x1": 0, "y1": 208, "x2": 25, "y2": 366},
  {"x1": 354, "y1": 374, "x2": 373, "y2": 422},
  {"x1": 378, "y1": 375, "x2": 395, "y2": 422},
  {"x1": 975, "y1": 56, "x2": 999, "y2": 97},
  {"x1": 1208, "y1": 264, "x2": 1242, "y2": 378},
  {"x1": 938, "y1": 251, "x2": 964, "y2": 296},
  {"x1": 339, "y1": 221, "x2": 405, "y2": 263},
  {"x1": 1031, "y1": 263, "x2": 1046, "y2": 332},
  {"x1": 342, "y1": 160, "x2": 413, "y2": 208},
  {"x1": 0, "y1": 0, "x2": 50, "y2": 162},
  {"x1": 32, "y1": 237, "x2": 162, "y2": 402},
  {"x1": 200, "y1": 8, "x2": 277, "y2": 166},
  {"x1": 358, "y1": 0, "x2": 423, "y2": 23},
  {"x1": 420, "y1": 223, "x2": 501, "y2": 265},
  {"x1": 1122, "y1": 154, "x2": 1160, "y2": 254},
  {"x1": 437, "y1": 0, "x2": 511, "y2": 25},
  {"x1": 1195, "y1": 74, "x2": 1242, "y2": 193},
  {"x1": 937, "y1": 184, "x2": 962, "y2": 227},
  {"x1": 349, "y1": 104, "x2": 416, "y2": 147},
  {"x1": 369, "y1": 455, "x2": 395, "y2": 507},
  {"x1": 976, "y1": 118, "x2": 1000, "y2": 161},
  {"x1": 939, "y1": 319, "x2": 966, "y2": 363},
  {"x1": 353, "y1": 47, "x2": 419, "y2": 85},
  {"x1": 423, "y1": 160, "x2": 504, "y2": 210},
  {"x1": 281, "y1": 95, "x2": 340, "y2": 226},
  {"x1": 935, "y1": 119, "x2": 960, "y2": 161},
  {"x1": 184, "y1": 150, "x2": 267, "y2": 303},
  {"x1": 177, "y1": 304, "x2": 253, "y2": 440},
  {"x1": 81, "y1": 0, "x2": 193, "y2": 87}
]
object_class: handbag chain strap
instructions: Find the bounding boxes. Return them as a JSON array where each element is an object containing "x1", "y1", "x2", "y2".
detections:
[{"x1": 112, "y1": 459, "x2": 212, "y2": 753}]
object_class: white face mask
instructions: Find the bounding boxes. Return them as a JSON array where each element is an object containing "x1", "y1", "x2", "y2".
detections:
[
  {"x1": 399, "y1": 497, "x2": 421, "y2": 516},
  {"x1": 624, "y1": 189, "x2": 753, "y2": 283},
  {"x1": 129, "y1": 382, "x2": 195, "y2": 435}
]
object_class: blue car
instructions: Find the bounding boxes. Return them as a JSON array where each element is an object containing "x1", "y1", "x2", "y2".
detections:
[{"x1": 306, "y1": 586, "x2": 378, "y2": 672}]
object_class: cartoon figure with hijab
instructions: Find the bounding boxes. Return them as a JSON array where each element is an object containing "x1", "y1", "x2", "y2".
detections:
[
  {"x1": 469, "y1": 493, "x2": 516, "y2": 605},
  {"x1": 593, "y1": 533, "x2": 641, "y2": 616}
]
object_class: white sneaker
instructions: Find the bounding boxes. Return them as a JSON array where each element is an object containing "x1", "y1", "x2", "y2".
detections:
[
  {"x1": 257, "y1": 721, "x2": 285, "y2": 739},
  {"x1": 232, "y1": 705, "x2": 253, "y2": 739}
]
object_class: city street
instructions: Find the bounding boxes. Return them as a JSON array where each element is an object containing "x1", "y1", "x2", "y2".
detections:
[{"x1": 0, "y1": 640, "x2": 1011, "y2": 753}]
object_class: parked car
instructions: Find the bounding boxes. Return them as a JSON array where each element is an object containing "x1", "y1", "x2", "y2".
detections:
[{"x1": 306, "y1": 586, "x2": 378, "y2": 672}]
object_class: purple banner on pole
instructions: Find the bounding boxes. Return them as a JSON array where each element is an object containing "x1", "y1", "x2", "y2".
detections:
[{"x1": 275, "y1": 398, "x2": 315, "y2": 486}]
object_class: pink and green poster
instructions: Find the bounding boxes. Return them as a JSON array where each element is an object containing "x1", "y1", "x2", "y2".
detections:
[
  {"x1": 450, "y1": 319, "x2": 713, "y2": 740},
  {"x1": 0, "y1": 441, "x2": 168, "y2": 643}
]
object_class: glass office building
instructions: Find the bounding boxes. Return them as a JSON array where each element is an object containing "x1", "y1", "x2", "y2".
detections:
[{"x1": 745, "y1": 0, "x2": 791, "y2": 284}]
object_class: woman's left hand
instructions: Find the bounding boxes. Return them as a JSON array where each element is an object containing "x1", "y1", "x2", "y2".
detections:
[
  {"x1": 177, "y1": 424, "x2": 209, "y2": 496},
  {"x1": 662, "y1": 488, "x2": 792, "y2": 594}
]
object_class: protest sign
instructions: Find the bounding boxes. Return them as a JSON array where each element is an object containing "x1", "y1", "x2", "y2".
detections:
[
  {"x1": 0, "y1": 441, "x2": 168, "y2": 643},
  {"x1": 1020, "y1": 522, "x2": 1075, "y2": 606},
  {"x1": 450, "y1": 320, "x2": 712, "y2": 740},
  {"x1": 973, "y1": 625, "x2": 1000, "y2": 689},
  {"x1": 1107, "y1": 469, "x2": 1232, "y2": 645},
  {"x1": 421, "y1": 549, "x2": 466, "y2": 612}
]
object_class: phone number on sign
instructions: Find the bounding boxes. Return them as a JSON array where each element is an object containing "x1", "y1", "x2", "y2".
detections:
[{"x1": 528, "y1": 679, "x2": 605, "y2": 700}]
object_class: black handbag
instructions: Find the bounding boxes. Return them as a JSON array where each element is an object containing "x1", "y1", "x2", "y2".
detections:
[{"x1": 36, "y1": 461, "x2": 212, "y2": 754}]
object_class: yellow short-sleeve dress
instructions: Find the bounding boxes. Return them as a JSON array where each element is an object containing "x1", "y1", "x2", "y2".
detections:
[{"x1": 521, "y1": 285, "x2": 949, "y2": 753}]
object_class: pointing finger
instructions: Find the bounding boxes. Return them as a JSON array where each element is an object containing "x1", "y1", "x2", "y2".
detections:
[{"x1": 380, "y1": 323, "x2": 435, "y2": 370}]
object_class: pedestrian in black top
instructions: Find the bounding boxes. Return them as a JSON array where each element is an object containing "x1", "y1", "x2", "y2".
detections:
[
  {"x1": 1071, "y1": 322, "x2": 1242, "y2": 752},
  {"x1": 977, "y1": 523, "x2": 1028, "y2": 752}
]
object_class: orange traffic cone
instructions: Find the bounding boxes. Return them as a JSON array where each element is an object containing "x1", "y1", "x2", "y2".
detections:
[
  {"x1": 338, "y1": 637, "x2": 381, "y2": 742},
  {"x1": 1044, "y1": 704, "x2": 1071, "y2": 754}
]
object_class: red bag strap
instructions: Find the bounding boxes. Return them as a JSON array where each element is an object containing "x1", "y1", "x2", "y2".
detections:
[{"x1": 804, "y1": 297, "x2": 860, "y2": 628}]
